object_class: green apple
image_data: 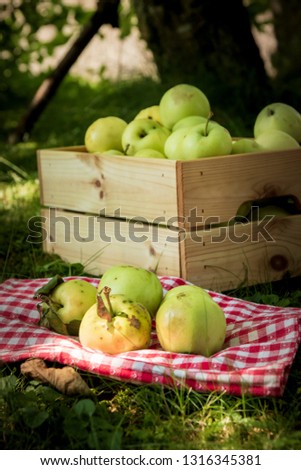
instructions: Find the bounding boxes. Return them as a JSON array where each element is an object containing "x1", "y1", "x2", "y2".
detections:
[
  {"x1": 162, "y1": 284, "x2": 213, "y2": 303},
  {"x1": 85, "y1": 116, "x2": 127, "y2": 153},
  {"x1": 100, "y1": 149, "x2": 125, "y2": 156},
  {"x1": 236, "y1": 201, "x2": 253, "y2": 219},
  {"x1": 159, "y1": 83, "x2": 211, "y2": 130},
  {"x1": 254, "y1": 102, "x2": 301, "y2": 142},
  {"x1": 134, "y1": 105, "x2": 161, "y2": 124},
  {"x1": 34, "y1": 275, "x2": 97, "y2": 335},
  {"x1": 155, "y1": 284, "x2": 226, "y2": 356},
  {"x1": 98, "y1": 265, "x2": 163, "y2": 317},
  {"x1": 231, "y1": 138, "x2": 262, "y2": 154},
  {"x1": 164, "y1": 127, "x2": 191, "y2": 160},
  {"x1": 122, "y1": 118, "x2": 170, "y2": 156},
  {"x1": 250, "y1": 204, "x2": 290, "y2": 221},
  {"x1": 172, "y1": 115, "x2": 222, "y2": 132},
  {"x1": 133, "y1": 148, "x2": 166, "y2": 159},
  {"x1": 165, "y1": 121, "x2": 232, "y2": 160},
  {"x1": 255, "y1": 129, "x2": 300, "y2": 151},
  {"x1": 172, "y1": 115, "x2": 208, "y2": 131},
  {"x1": 79, "y1": 287, "x2": 152, "y2": 354}
]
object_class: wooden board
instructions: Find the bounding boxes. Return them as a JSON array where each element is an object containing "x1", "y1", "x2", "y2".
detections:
[
  {"x1": 41, "y1": 208, "x2": 181, "y2": 278},
  {"x1": 38, "y1": 146, "x2": 301, "y2": 229},
  {"x1": 178, "y1": 148, "x2": 301, "y2": 227},
  {"x1": 38, "y1": 147, "x2": 178, "y2": 224},
  {"x1": 40, "y1": 208, "x2": 301, "y2": 291},
  {"x1": 180, "y1": 214, "x2": 301, "y2": 291}
]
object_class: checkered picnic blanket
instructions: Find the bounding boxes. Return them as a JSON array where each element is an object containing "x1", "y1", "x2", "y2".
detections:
[{"x1": 1, "y1": 276, "x2": 301, "y2": 397}]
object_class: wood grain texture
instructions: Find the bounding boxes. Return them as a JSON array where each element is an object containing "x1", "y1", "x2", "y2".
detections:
[
  {"x1": 38, "y1": 146, "x2": 301, "y2": 229},
  {"x1": 180, "y1": 214, "x2": 301, "y2": 291},
  {"x1": 41, "y1": 208, "x2": 181, "y2": 277},
  {"x1": 178, "y1": 148, "x2": 301, "y2": 226},
  {"x1": 38, "y1": 147, "x2": 178, "y2": 224}
]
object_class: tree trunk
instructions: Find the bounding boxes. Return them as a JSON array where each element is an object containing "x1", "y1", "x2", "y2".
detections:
[
  {"x1": 8, "y1": 0, "x2": 120, "y2": 144},
  {"x1": 133, "y1": 0, "x2": 271, "y2": 118},
  {"x1": 269, "y1": 0, "x2": 301, "y2": 105}
]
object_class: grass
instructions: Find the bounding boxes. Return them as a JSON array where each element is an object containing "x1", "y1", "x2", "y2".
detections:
[{"x1": 1, "y1": 75, "x2": 301, "y2": 450}]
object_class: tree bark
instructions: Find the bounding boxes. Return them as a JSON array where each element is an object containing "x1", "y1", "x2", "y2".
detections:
[
  {"x1": 8, "y1": 0, "x2": 120, "y2": 144},
  {"x1": 269, "y1": 0, "x2": 301, "y2": 105},
  {"x1": 133, "y1": 0, "x2": 271, "y2": 117}
]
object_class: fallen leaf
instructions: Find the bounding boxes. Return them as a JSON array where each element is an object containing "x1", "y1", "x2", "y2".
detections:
[{"x1": 20, "y1": 358, "x2": 91, "y2": 396}]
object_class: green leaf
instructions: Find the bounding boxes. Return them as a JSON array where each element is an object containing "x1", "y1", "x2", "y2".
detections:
[
  {"x1": 38, "y1": 303, "x2": 69, "y2": 335},
  {"x1": 0, "y1": 375, "x2": 18, "y2": 395},
  {"x1": 73, "y1": 398, "x2": 96, "y2": 418},
  {"x1": 20, "y1": 406, "x2": 49, "y2": 429},
  {"x1": 66, "y1": 320, "x2": 81, "y2": 336},
  {"x1": 33, "y1": 274, "x2": 64, "y2": 299}
]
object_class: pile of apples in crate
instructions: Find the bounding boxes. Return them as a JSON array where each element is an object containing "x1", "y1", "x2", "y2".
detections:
[
  {"x1": 34, "y1": 265, "x2": 226, "y2": 357},
  {"x1": 84, "y1": 83, "x2": 301, "y2": 159}
]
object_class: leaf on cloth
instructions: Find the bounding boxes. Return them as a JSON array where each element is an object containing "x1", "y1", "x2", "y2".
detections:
[
  {"x1": 33, "y1": 274, "x2": 65, "y2": 299},
  {"x1": 20, "y1": 358, "x2": 91, "y2": 396},
  {"x1": 37, "y1": 302, "x2": 70, "y2": 335}
]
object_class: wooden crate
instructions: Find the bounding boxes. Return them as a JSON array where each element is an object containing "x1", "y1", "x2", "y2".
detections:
[{"x1": 37, "y1": 146, "x2": 301, "y2": 291}]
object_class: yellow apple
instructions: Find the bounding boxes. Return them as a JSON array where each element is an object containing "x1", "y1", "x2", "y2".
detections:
[
  {"x1": 34, "y1": 275, "x2": 97, "y2": 335},
  {"x1": 134, "y1": 105, "x2": 162, "y2": 124},
  {"x1": 79, "y1": 288, "x2": 152, "y2": 354},
  {"x1": 85, "y1": 116, "x2": 127, "y2": 153}
]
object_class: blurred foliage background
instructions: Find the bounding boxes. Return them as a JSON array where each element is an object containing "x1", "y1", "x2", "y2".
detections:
[{"x1": 1, "y1": 0, "x2": 301, "y2": 146}]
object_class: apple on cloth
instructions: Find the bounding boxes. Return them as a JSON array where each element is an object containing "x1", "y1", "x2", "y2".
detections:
[
  {"x1": 1, "y1": 275, "x2": 301, "y2": 397},
  {"x1": 79, "y1": 287, "x2": 152, "y2": 354},
  {"x1": 33, "y1": 275, "x2": 97, "y2": 336}
]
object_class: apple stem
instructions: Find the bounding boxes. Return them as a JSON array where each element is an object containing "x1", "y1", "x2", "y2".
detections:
[
  {"x1": 204, "y1": 110, "x2": 214, "y2": 136},
  {"x1": 96, "y1": 287, "x2": 113, "y2": 321}
]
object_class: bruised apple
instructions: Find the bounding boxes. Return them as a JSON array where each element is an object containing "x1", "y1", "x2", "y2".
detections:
[
  {"x1": 155, "y1": 285, "x2": 226, "y2": 356},
  {"x1": 98, "y1": 265, "x2": 163, "y2": 317},
  {"x1": 79, "y1": 287, "x2": 152, "y2": 354}
]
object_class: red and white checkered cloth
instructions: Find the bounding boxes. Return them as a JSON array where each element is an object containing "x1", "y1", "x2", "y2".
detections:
[{"x1": 1, "y1": 276, "x2": 301, "y2": 397}]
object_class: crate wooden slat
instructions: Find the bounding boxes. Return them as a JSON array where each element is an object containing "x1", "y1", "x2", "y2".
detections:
[
  {"x1": 41, "y1": 208, "x2": 301, "y2": 292},
  {"x1": 41, "y1": 208, "x2": 181, "y2": 278},
  {"x1": 38, "y1": 146, "x2": 178, "y2": 223},
  {"x1": 178, "y1": 148, "x2": 301, "y2": 225},
  {"x1": 180, "y1": 214, "x2": 301, "y2": 291},
  {"x1": 38, "y1": 146, "x2": 301, "y2": 228}
]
